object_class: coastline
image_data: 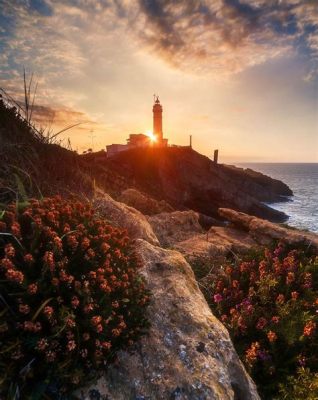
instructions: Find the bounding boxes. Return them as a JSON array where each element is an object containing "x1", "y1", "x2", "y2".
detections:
[{"x1": 238, "y1": 163, "x2": 318, "y2": 233}]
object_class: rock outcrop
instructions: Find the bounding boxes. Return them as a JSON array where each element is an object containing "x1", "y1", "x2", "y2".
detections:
[
  {"x1": 219, "y1": 208, "x2": 318, "y2": 251},
  {"x1": 104, "y1": 147, "x2": 292, "y2": 223},
  {"x1": 173, "y1": 228, "x2": 257, "y2": 261},
  {"x1": 146, "y1": 208, "x2": 318, "y2": 263},
  {"x1": 93, "y1": 192, "x2": 159, "y2": 246},
  {"x1": 147, "y1": 210, "x2": 204, "y2": 247},
  {"x1": 147, "y1": 210, "x2": 256, "y2": 259},
  {"x1": 118, "y1": 188, "x2": 174, "y2": 215},
  {"x1": 79, "y1": 240, "x2": 260, "y2": 400}
]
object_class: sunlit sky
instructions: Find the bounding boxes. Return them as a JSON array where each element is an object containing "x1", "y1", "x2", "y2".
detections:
[{"x1": 1, "y1": 0, "x2": 317, "y2": 162}]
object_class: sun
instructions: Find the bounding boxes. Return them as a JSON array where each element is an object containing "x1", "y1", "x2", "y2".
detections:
[{"x1": 146, "y1": 130, "x2": 157, "y2": 143}]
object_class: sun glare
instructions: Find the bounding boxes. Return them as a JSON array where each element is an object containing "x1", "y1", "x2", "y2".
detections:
[{"x1": 146, "y1": 130, "x2": 157, "y2": 142}]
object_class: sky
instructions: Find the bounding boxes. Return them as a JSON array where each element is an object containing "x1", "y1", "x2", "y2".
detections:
[{"x1": 0, "y1": 0, "x2": 317, "y2": 163}]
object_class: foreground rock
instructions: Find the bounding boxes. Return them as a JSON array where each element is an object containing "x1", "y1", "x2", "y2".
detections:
[
  {"x1": 146, "y1": 210, "x2": 255, "y2": 259},
  {"x1": 148, "y1": 210, "x2": 204, "y2": 247},
  {"x1": 219, "y1": 208, "x2": 318, "y2": 251},
  {"x1": 173, "y1": 228, "x2": 257, "y2": 261},
  {"x1": 93, "y1": 192, "x2": 159, "y2": 246},
  {"x1": 118, "y1": 188, "x2": 174, "y2": 215},
  {"x1": 80, "y1": 240, "x2": 260, "y2": 400}
]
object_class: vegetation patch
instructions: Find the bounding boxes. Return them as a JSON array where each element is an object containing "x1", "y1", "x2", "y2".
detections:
[
  {"x1": 0, "y1": 196, "x2": 150, "y2": 399},
  {"x1": 192, "y1": 243, "x2": 318, "y2": 399}
]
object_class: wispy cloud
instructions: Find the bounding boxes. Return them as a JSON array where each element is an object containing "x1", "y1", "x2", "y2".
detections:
[
  {"x1": 123, "y1": 0, "x2": 318, "y2": 77},
  {"x1": 29, "y1": 104, "x2": 96, "y2": 127},
  {"x1": 1, "y1": 0, "x2": 317, "y2": 86}
]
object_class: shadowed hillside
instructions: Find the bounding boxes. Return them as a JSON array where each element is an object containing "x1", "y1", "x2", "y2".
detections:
[
  {"x1": 0, "y1": 96, "x2": 292, "y2": 223},
  {"x1": 99, "y1": 146, "x2": 292, "y2": 222}
]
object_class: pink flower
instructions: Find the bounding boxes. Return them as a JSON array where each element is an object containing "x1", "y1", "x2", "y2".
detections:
[
  {"x1": 66, "y1": 318, "x2": 76, "y2": 328},
  {"x1": 71, "y1": 296, "x2": 80, "y2": 309},
  {"x1": 304, "y1": 321, "x2": 316, "y2": 337},
  {"x1": 43, "y1": 251, "x2": 55, "y2": 271},
  {"x1": 43, "y1": 306, "x2": 54, "y2": 318},
  {"x1": 256, "y1": 317, "x2": 267, "y2": 330},
  {"x1": 19, "y1": 304, "x2": 30, "y2": 314},
  {"x1": 276, "y1": 294, "x2": 285, "y2": 304},
  {"x1": 5, "y1": 269, "x2": 24, "y2": 284},
  {"x1": 81, "y1": 237, "x2": 90, "y2": 250},
  {"x1": 67, "y1": 340, "x2": 76, "y2": 351},
  {"x1": 4, "y1": 244, "x2": 15, "y2": 258},
  {"x1": 112, "y1": 328, "x2": 121, "y2": 337},
  {"x1": 45, "y1": 350, "x2": 56, "y2": 362},
  {"x1": 27, "y1": 283, "x2": 38, "y2": 294},
  {"x1": 271, "y1": 316, "x2": 280, "y2": 324},
  {"x1": 267, "y1": 330, "x2": 277, "y2": 342},
  {"x1": 102, "y1": 341, "x2": 111, "y2": 350},
  {"x1": 91, "y1": 315, "x2": 102, "y2": 326},
  {"x1": 36, "y1": 338, "x2": 49, "y2": 351},
  {"x1": 286, "y1": 272, "x2": 295, "y2": 285},
  {"x1": 245, "y1": 342, "x2": 260, "y2": 366},
  {"x1": 303, "y1": 273, "x2": 312, "y2": 289},
  {"x1": 213, "y1": 294, "x2": 223, "y2": 303},
  {"x1": 291, "y1": 291, "x2": 299, "y2": 301}
]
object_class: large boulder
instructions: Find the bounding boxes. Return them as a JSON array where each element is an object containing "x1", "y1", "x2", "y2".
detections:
[
  {"x1": 80, "y1": 240, "x2": 260, "y2": 400},
  {"x1": 173, "y1": 228, "x2": 257, "y2": 261},
  {"x1": 219, "y1": 208, "x2": 318, "y2": 251},
  {"x1": 92, "y1": 193, "x2": 159, "y2": 246},
  {"x1": 147, "y1": 211, "x2": 204, "y2": 247},
  {"x1": 118, "y1": 188, "x2": 174, "y2": 215}
]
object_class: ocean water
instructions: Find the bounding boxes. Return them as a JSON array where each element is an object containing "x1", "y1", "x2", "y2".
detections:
[{"x1": 238, "y1": 163, "x2": 318, "y2": 233}]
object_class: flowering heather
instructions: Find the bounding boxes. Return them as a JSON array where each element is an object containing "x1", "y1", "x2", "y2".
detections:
[
  {"x1": 0, "y1": 196, "x2": 150, "y2": 398},
  {"x1": 195, "y1": 243, "x2": 318, "y2": 399}
]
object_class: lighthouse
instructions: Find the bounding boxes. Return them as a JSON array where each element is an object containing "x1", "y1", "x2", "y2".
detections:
[{"x1": 153, "y1": 95, "x2": 163, "y2": 143}]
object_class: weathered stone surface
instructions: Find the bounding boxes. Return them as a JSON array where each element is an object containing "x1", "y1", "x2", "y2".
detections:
[
  {"x1": 118, "y1": 188, "x2": 174, "y2": 215},
  {"x1": 147, "y1": 211, "x2": 204, "y2": 247},
  {"x1": 219, "y1": 208, "x2": 318, "y2": 251},
  {"x1": 173, "y1": 228, "x2": 257, "y2": 260},
  {"x1": 92, "y1": 193, "x2": 159, "y2": 246},
  {"x1": 79, "y1": 240, "x2": 260, "y2": 400}
]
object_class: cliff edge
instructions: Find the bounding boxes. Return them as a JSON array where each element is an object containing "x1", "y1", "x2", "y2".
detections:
[{"x1": 103, "y1": 147, "x2": 292, "y2": 223}]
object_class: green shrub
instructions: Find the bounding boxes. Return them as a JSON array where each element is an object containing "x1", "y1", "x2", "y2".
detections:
[
  {"x1": 0, "y1": 196, "x2": 150, "y2": 399},
  {"x1": 193, "y1": 243, "x2": 318, "y2": 399},
  {"x1": 278, "y1": 367, "x2": 318, "y2": 399}
]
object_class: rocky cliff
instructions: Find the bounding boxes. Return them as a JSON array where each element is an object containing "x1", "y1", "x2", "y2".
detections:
[{"x1": 103, "y1": 147, "x2": 292, "y2": 223}]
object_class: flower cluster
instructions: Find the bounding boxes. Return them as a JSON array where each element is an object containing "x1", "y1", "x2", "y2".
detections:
[
  {"x1": 200, "y1": 243, "x2": 318, "y2": 399},
  {"x1": 0, "y1": 196, "x2": 150, "y2": 398}
]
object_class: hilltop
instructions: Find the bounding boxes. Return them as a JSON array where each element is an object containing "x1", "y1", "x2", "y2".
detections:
[
  {"x1": 1, "y1": 94, "x2": 292, "y2": 223},
  {"x1": 83, "y1": 146, "x2": 292, "y2": 223}
]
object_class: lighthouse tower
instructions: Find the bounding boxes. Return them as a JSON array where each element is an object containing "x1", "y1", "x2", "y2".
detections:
[{"x1": 153, "y1": 95, "x2": 163, "y2": 143}]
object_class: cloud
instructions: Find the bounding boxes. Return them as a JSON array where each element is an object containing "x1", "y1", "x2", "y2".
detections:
[
  {"x1": 123, "y1": 0, "x2": 318, "y2": 77},
  {"x1": 1, "y1": 0, "x2": 317, "y2": 85},
  {"x1": 29, "y1": 104, "x2": 96, "y2": 127}
]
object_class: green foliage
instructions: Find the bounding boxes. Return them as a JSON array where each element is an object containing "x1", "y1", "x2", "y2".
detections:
[
  {"x1": 0, "y1": 196, "x2": 150, "y2": 399},
  {"x1": 278, "y1": 367, "x2": 318, "y2": 400},
  {"x1": 192, "y1": 243, "x2": 318, "y2": 399}
]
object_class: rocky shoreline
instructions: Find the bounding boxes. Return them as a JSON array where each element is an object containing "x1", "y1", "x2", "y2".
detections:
[{"x1": 78, "y1": 192, "x2": 317, "y2": 399}]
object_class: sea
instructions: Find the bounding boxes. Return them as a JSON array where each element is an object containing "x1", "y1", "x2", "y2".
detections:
[{"x1": 238, "y1": 163, "x2": 318, "y2": 233}]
